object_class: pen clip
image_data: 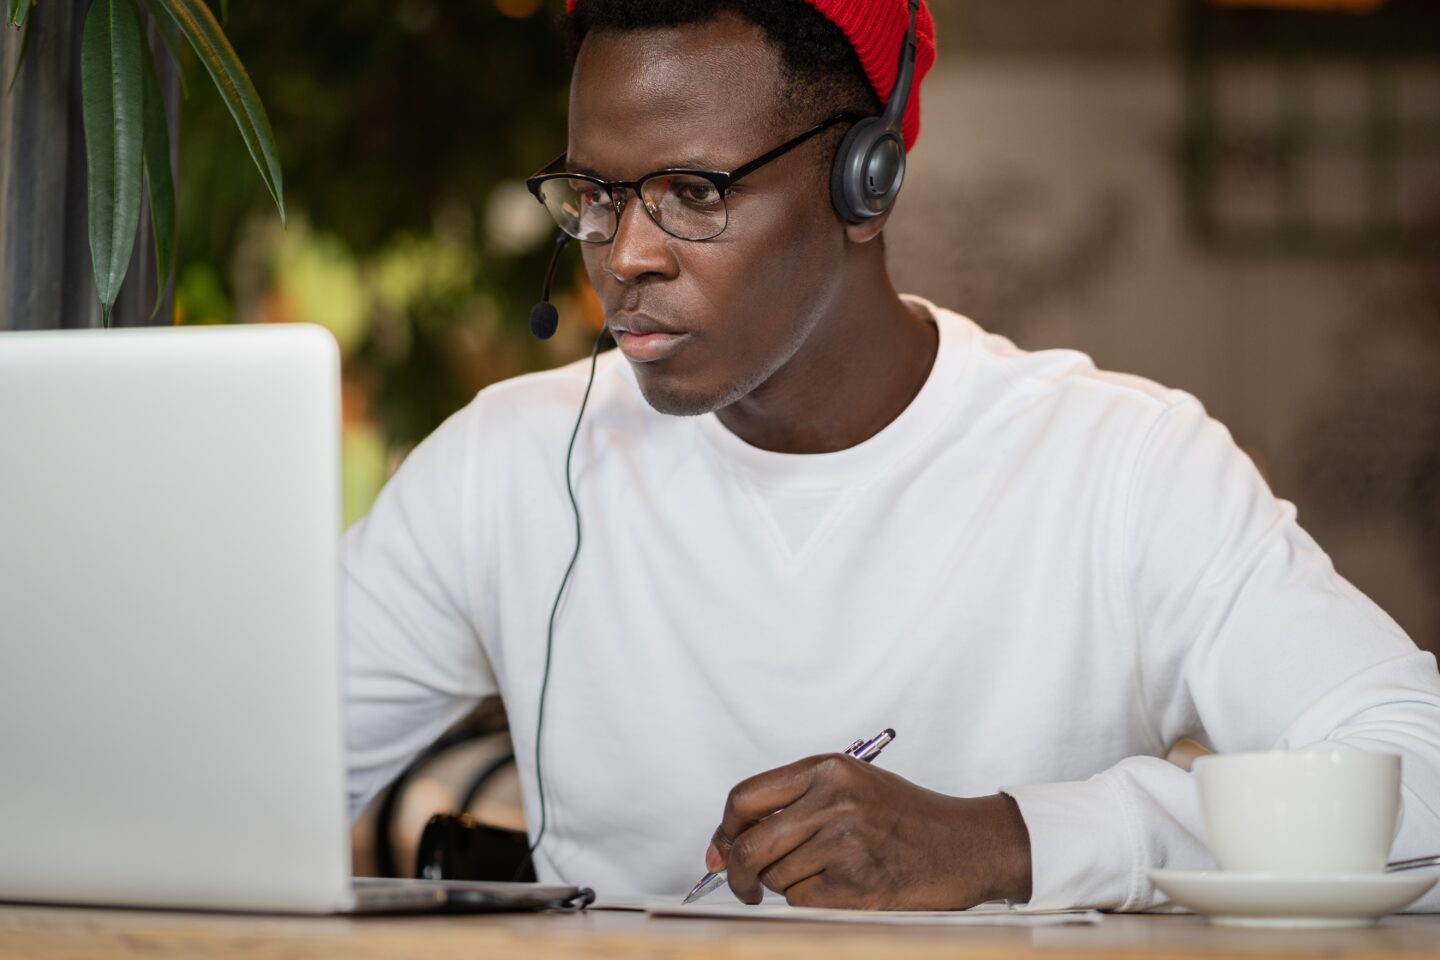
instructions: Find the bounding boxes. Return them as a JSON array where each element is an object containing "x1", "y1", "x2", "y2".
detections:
[
  {"x1": 850, "y1": 728, "x2": 896, "y2": 762},
  {"x1": 843, "y1": 738, "x2": 868, "y2": 757}
]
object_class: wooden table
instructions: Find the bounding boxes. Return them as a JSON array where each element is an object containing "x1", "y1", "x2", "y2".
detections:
[{"x1": 3, "y1": 904, "x2": 1440, "y2": 960}]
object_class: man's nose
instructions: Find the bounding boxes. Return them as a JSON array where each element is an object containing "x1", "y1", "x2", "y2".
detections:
[{"x1": 605, "y1": 189, "x2": 677, "y2": 284}]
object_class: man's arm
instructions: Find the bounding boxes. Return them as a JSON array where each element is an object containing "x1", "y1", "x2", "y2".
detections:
[
  {"x1": 342, "y1": 406, "x2": 499, "y2": 822},
  {"x1": 706, "y1": 395, "x2": 1440, "y2": 910},
  {"x1": 1005, "y1": 395, "x2": 1440, "y2": 911}
]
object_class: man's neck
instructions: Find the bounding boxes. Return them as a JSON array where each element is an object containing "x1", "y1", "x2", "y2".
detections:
[{"x1": 713, "y1": 278, "x2": 939, "y2": 455}]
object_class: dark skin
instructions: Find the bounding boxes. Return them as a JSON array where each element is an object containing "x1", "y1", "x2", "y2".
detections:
[{"x1": 569, "y1": 13, "x2": 1033, "y2": 908}]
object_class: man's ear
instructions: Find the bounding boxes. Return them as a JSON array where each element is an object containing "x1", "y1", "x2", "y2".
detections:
[{"x1": 843, "y1": 205, "x2": 895, "y2": 244}]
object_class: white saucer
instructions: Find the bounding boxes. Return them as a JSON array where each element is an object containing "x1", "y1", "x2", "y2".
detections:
[{"x1": 1148, "y1": 869, "x2": 1435, "y2": 928}]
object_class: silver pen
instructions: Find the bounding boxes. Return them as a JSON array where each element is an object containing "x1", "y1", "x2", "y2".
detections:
[{"x1": 681, "y1": 728, "x2": 897, "y2": 905}]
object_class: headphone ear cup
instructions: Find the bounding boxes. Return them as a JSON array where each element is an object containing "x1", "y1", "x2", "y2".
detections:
[
  {"x1": 829, "y1": 118, "x2": 907, "y2": 224},
  {"x1": 830, "y1": 117, "x2": 880, "y2": 224}
]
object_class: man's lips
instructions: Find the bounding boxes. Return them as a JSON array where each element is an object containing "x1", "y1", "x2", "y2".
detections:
[
  {"x1": 609, "y1": 312, "x2": 683, "y2": 336},
  {"x1": 610, "y1": 313, "x2": 689, "y2": 363}
]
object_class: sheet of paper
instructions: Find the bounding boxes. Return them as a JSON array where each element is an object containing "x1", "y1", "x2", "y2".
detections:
[
  {"x1": 590, "y1": 894, "x2": 664, "y2": 911},
  {"x1": 592, "y1": 895, "x2": 1102, "y2": 926}
]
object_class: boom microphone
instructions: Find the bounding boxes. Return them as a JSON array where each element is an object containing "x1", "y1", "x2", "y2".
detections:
[{"x1": 529, "y1": 232, "x2": 573, "y2": 340}]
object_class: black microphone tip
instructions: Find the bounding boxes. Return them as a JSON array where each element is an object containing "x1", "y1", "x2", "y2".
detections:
[{"x1": 529, "y1": 301, "x2": 559, "y2": 340}]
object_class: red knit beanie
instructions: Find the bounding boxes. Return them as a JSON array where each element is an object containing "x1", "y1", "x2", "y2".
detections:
[{"x1": 565, "y1": 0, "x2": 937, "y2": 151}]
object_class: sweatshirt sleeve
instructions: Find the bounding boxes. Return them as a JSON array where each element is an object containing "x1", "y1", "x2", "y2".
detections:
[
  {"x1": 340, "y1": 406, "x2": 499, "y2": 822},
  {"x1": 1005, "y1": 396, "x2": 1440, "y2": 911}
]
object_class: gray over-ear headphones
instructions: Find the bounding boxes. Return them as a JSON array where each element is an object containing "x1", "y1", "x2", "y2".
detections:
[{"x1": 830, "y1": 0, "x2": 921, "y2": 223}]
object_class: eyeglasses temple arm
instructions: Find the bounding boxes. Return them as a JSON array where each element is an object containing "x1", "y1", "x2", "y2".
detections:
[{"x1": 728, "y1": 112, "x2": 865, "y2": 185}]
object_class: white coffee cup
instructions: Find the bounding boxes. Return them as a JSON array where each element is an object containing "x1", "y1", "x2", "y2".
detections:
[{"x1": 1193, "y1": 750, "x2": 1401, "y2": 874}]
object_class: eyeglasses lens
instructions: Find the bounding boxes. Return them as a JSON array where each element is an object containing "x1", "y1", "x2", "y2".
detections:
[
  {"x1": 539, "y1": 178, "x2": 617, "y2": 243},
  {"x1": 639, "y1": 175, "x2": 728, "y2": 241},
  {"x1": 538, "y1": 174, "x2": 728, "y2": 242}
]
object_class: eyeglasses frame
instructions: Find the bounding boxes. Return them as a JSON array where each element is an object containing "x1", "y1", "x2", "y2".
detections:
[{"x1": 524, "y1": 112, "x2": 865, "y2": 243}]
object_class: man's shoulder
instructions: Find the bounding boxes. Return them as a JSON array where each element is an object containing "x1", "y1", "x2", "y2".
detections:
[{"x1": 930, "y1": 303, "x2": 1196, "y2": 431}]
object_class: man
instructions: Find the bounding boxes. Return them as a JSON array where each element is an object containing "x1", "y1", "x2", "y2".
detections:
[{"x1": 342, "y1": 0, "x2": 1440, "y2": 911}]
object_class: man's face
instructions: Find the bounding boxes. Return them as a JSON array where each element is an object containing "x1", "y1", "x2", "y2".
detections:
[{"x1": 568, "y1": 14, "x2": 849, "y2": 416}]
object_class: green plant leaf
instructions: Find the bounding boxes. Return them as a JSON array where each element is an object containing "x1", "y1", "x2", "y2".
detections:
[
  {"x1": 139, "y1": 36, "x2": 175, "y2": 318},
  {"x1": 155, "y1": 0, "x2": 285, "y2": 225},
  {"x1": 138, "y1": 0, "x2": 191, "y2": 99},
  {"x1": 82, "y1": 0, "x2": 146, "y2": 325},
  {"x1": 6, "y1": 0, "x2": 29, "y2": 30},
  {"x1": 5, "y1": 5, "x2": 33, "y2": 95}
]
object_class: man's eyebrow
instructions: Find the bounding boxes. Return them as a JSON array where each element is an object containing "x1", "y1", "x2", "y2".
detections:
[
  {"x1": 563, "y1": 157, "x2": 721, "y2": 178},
  {"x1": 564, "y1": 160, "x2": 605, "y2": 178}
]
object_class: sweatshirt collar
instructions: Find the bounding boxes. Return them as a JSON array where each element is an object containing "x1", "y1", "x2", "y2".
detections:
[{"x1": 693, "y1": 295, "x2": 974, "y2": 491}]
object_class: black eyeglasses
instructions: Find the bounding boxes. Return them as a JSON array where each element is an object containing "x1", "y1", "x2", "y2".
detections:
[{"x1": 525, "y1": 113, "x2": 862, "y2": 243}]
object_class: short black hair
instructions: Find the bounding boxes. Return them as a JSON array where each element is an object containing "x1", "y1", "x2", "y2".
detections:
[{"x1": 564, "y1": 0, "x2": 881, "y2": 135}]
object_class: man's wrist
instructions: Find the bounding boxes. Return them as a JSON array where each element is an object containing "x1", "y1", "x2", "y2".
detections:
[
  {"x1": 989, "y1": 791, "x2": 1034, "y2": 902},
  {"x1": 950, "y1": 792, "x2": 1032, "y2": 904}
]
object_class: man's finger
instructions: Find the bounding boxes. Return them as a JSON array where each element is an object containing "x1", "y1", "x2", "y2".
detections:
[
  {"x1": 754, "y1": 831, "x2": 832, "y2": 898},
  {"x1": 723, "y1": 793, "x2": 826, "y2": 904},
  {"x1": 783, "y1": 870, "x2": 847, "y2": 909},
  {"x1": 711, "y1": 754, "x2": 842, "y2": 863}
]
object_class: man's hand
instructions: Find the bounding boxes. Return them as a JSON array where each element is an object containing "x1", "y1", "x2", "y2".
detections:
[{"x1": 705, "y1": 754, "x2": 1033, "y2": 909}]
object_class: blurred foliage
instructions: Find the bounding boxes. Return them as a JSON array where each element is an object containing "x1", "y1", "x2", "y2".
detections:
[{"x1": 171, "y1": 0, "x2": 602, "y2": 519}]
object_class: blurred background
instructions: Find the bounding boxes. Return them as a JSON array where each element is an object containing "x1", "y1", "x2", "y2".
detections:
[
  {"x1": 166, "y1": 0, "x2": 1437, "y2": 647},
  {"x1": 190, "y1": 0, "x2": 1440, "y2": 873},
  {"x1": 887, "y1": 0, "x2": 1440, "y2": 654},
  {"x1": 4, "y1": 0, "x2": 1437, "y2": 876}
]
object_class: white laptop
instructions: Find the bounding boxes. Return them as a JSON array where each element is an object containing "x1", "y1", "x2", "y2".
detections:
[{"x1": 0, "y1": 323, "x2": 587, "y2": 914}]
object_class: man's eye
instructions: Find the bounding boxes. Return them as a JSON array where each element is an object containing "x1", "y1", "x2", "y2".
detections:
[{"x1": 675, "y1": 181, "x2": 720, "y2": 206}]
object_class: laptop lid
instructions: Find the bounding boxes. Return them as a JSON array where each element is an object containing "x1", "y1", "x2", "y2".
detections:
[{"x1": 0, "y1": 323, "x2": 354, "y2": 913}]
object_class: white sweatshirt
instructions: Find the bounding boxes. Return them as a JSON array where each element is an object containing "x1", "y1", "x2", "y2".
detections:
[{"x1": 341, "y1": 297, "x2": 1440, "y2": 910}]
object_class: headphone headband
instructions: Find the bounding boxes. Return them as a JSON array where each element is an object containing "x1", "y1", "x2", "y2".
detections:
[{"x1": 829, "y1": 0, "x2": 921, "y2": 223}]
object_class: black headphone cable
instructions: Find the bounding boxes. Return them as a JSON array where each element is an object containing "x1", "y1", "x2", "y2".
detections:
[{"x1": 516, "y1": 323, "x2": 608, "y2": 881}]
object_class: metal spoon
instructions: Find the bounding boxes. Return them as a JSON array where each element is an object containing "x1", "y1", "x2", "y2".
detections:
[{"x1": 1386, "y1": 855, "x2": 1440, "y2": 873}]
